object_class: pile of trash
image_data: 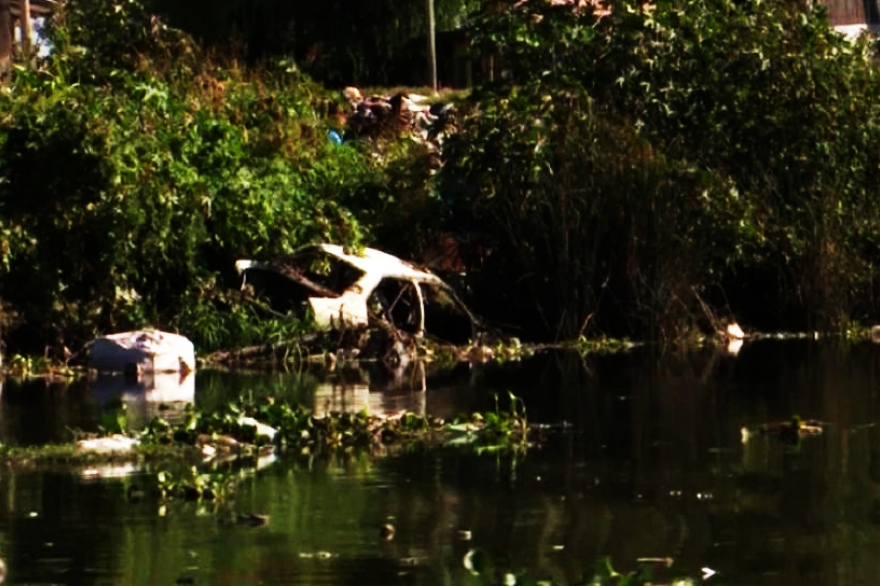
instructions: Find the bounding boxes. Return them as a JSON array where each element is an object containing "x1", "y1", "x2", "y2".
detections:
[{"x1": 333, "y1": 86, "x2": 456, "y2": 162}]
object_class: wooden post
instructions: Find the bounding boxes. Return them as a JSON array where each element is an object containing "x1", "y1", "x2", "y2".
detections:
[
  {"x1": 19, "y1": 0, "x2": 29, "y2": 54},
  {"x1": 0, "y1": 0, "x2": 11, "y2": 73}
]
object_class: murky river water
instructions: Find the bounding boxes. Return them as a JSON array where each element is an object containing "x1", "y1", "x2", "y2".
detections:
[{"x1": 0, "y1": 338, "x2": 880, "y2": 585}]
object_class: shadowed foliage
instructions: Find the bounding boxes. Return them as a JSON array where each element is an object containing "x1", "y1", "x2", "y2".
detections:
[{"x1": 439, "y1": 0, "x2": 880, "y2": 339}]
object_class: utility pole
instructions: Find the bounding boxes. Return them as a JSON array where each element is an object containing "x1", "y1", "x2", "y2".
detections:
[{"x1": 427, "y1": 0, "x2": 437, "y2": 92}]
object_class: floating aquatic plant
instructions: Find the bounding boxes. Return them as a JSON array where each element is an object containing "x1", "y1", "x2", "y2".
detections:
[
  {"x1": 0, "y1": 391, "x2": 545, "y2": 514},
  {"x1": 145, "y1": 392, "x2": 541, "y2": 510}
]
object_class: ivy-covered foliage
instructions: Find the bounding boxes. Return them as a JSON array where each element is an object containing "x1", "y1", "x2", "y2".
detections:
[
  {"x1": 441, "y1": 0, "x2": 880, "y2": 339},
  {"x1": 0, "y1": 0, "x2": 380, "y2": 352}
]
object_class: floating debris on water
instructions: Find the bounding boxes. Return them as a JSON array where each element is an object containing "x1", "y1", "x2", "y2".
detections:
[
  {"x1": 741, "y1": 415, "x2": 828, "y2": 444},
  {"x1": 76, "y1": 434, "x2": 140, "y2": 454},
  {"x1": 235, "y1": 513, "x2": 268, "y2": 528},
  {"x1": 463, "y1": 548, "x2": 492, "y2": 576},
  {"x1": 81, "y1": 463, "x2": 139, "y2": 478},
  {"x1": 380, "y1": 524, "x2": 395, "y2": 540}
]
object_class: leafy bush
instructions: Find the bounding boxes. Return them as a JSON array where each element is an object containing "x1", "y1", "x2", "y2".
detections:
[
  {"x1": 440, "y1": 82, "x2": 752, "y2": 340},
  {"x1": 0, "y1": 0, "x2": 375, "y2": 352},
  {"x1": 445, "y1": 0, "x2": 880, "y2": 336},
  {"x1": 346, "y1": 138, "x2": 447, "y2": 262}
]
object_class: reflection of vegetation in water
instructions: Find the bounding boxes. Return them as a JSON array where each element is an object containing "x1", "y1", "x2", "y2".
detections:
[
  {"x1": 146, "y1": 391, "x2": 536, "y2": 455},
  {"x1": 146, "y1": 391, "x2": 536, "y2": 509},
  {"x1": 2, "y1": 354, "x2": 76, "y2": 379},
  {"x1": 100, "y1": 397, "x2": 129, "y2": 435},
  {"x1": 0, "y1": 389, "x2": 540, "y2": 514},
  {"x1": 195, "y1": 368, "x2": 323, "y2": 412}
]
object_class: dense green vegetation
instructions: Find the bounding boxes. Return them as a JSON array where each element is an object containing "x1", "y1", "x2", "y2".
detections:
[
  {"x1": 2, "y1": 0, "x2": 880, "y2": 354},
  {"x1": 0, "y1": 0, "x2": 383, "y2": 353},
  {"x1": 442, "y1": 0, "x2": 880, "y2": 340}
]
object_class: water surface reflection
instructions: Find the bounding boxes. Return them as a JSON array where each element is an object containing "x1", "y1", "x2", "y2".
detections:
[{"x1": 0, "y1": 339, "x2": 878, "y2": 584}]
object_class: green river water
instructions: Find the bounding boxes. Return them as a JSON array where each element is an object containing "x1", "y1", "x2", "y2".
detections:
[{"x1": 0, "y1": 338, "x2": 878, "y2": 585}]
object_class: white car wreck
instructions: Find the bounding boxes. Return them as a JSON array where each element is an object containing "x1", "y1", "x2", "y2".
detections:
[{"x1": 235, "y1": 244, "x2": 480, "y2": 345}]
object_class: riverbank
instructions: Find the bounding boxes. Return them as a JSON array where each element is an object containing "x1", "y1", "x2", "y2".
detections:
[{"x1": 5, "y1": 0, "x2": 880, "y2": 357}]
